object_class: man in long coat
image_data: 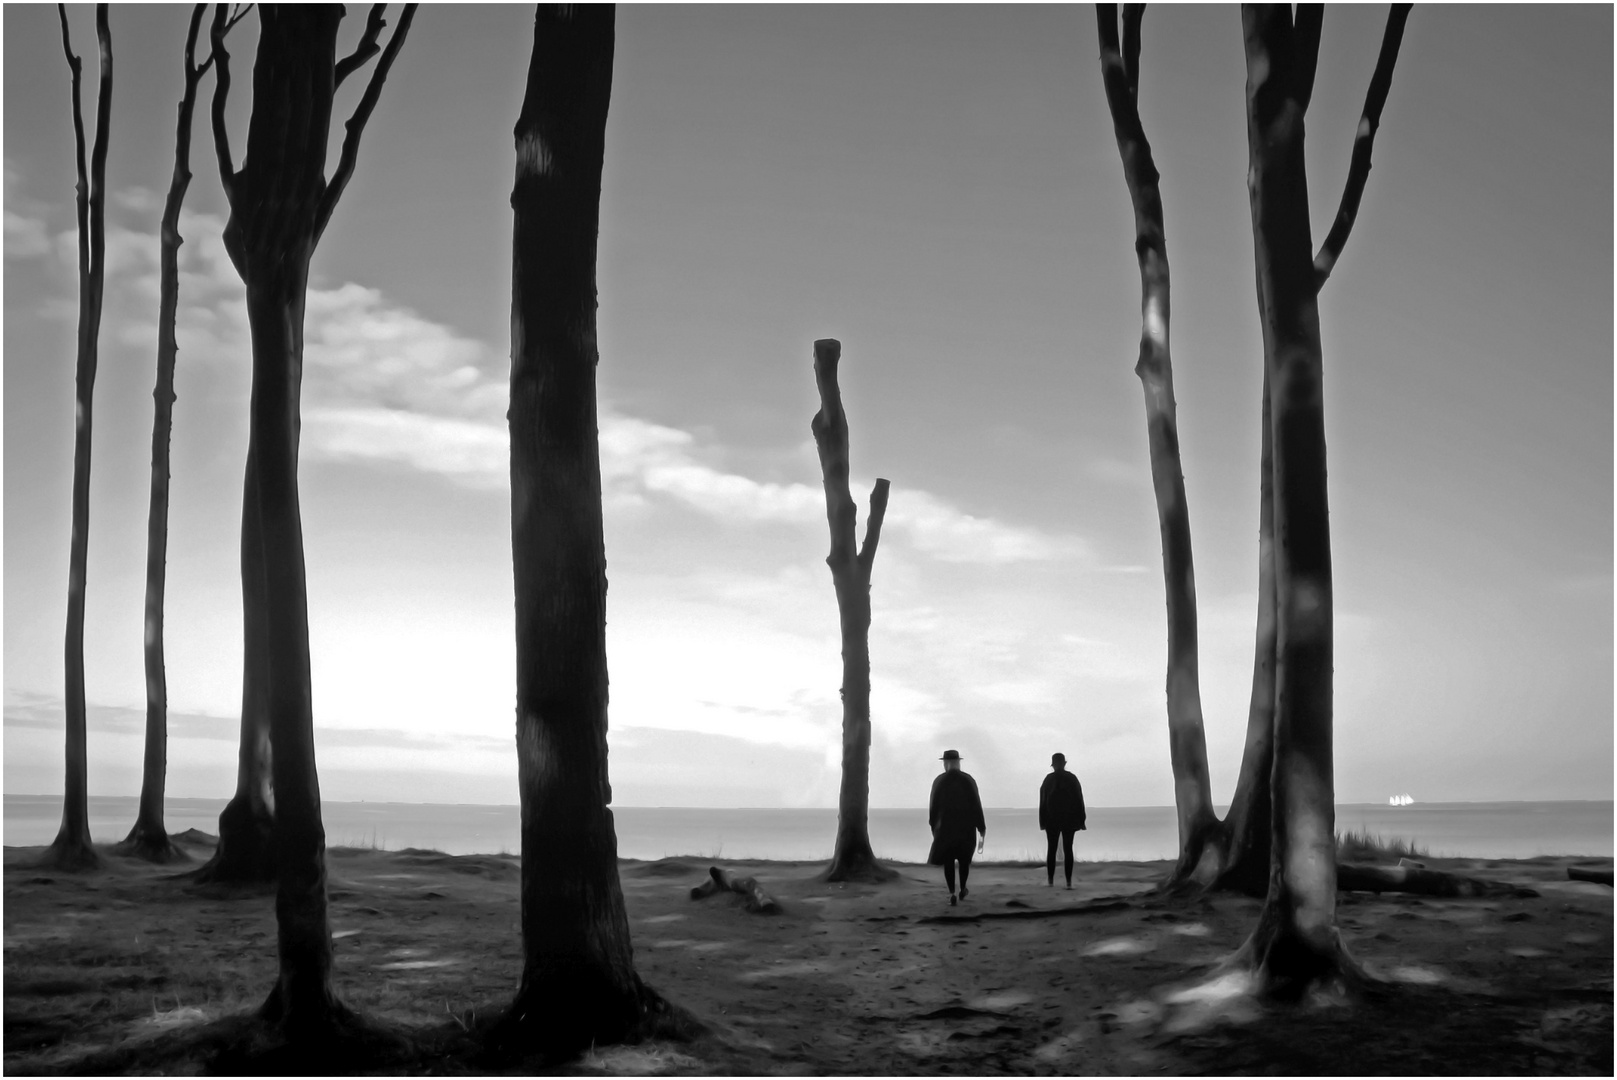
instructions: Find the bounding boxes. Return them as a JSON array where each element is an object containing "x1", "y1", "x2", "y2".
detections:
[
  {"x1": 928, "y1": 749, "x2": 986, "y2": 906},
  {"x1": 1038, "y1": 752, "x2": 1086, "y2": 888}
]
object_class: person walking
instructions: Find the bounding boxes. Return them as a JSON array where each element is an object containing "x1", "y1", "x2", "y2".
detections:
[
  {"x1": 1039, "y1": 752, "x2": 1086, "y2": 888},
  {"x1": 928, "y1": 749, "x2": 986, "y2": 906}
]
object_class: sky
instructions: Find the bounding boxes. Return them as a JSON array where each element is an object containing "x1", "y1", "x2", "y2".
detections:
[{"x1": 4, "y1": 5, "x2": 1611, "y2": 812}]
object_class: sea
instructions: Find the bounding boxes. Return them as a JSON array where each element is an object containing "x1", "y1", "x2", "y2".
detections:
[{"x1": 4, "y1": 795, "x2": 1610, "y2": 863}]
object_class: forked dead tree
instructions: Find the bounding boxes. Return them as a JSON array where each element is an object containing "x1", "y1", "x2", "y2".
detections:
[
  {"x1": 119, "y1": 3, "x2": 218, "y2": 866},
  {"x1": 811, "y1": 339, "x2": 895, "y2": 884},
  {"x1": 1095, "y1": 3, "x2": 1410, "y2": 905},
  {"x1": 45, "y1": 2, "x2": 111, "y2": 874},
  {"x1": 207, "y1": 1, "x2": 415, "y2": 1040},
  {"x1": 491, "y1": 4, "x2": 682, "y2": 1059}
]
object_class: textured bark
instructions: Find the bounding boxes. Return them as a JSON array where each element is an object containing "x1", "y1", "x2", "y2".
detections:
[
  {"x1": 811, "y1": 339, "x2": 895, "y2": 885},
  {"x1": 121, "y1": 4, "x2": 211, "y2": 866},
  {"x1": 47, "y1": 3, "x2": 111, "y2": 874},
  {"x1": 496, "y1": 6, "x2": 673, "y2": 1059},
  {"x1": 208, "y1": 2, "x2": 414, "y2": 1036},
  {"x1": 1234, "y1": 3, "x2": 1351, "y2": 998},
  {"x1": 1095, "y1": 5, "x2": 1220, "y2": 887}
]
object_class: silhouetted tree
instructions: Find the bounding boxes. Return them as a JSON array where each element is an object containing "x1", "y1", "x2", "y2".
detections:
[
  {"x1": 119, "y1": 3, "x2": 219, "y2": 866},
  {"x1": 206, "y1": 1, "x2": 415, "y2": 1037},
  {"x1": 45, "y1": 2, "x2": 111, "y2": 875},
  {"x1": 1095, "y1": 3, "x2": 1409, "y2": 902},
  {"x1": 493, "y1": 4, "x2": 677, "y2": 1059},
  {"x1": 811, "y1": 339, "x2": 895, "y2": 884},
  {"x1": 1230, "y1": 1, "x2": 1410, "y2": 997}
]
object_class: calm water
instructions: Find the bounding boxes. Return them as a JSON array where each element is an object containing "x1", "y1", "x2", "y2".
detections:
[{"x1": 4, "y1": 796, "x2": 1610, "y2": 862}]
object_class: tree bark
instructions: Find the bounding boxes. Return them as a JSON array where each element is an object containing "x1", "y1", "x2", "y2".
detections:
[
  {"x1": 1095, "y1": 4, "x2": 1221, "y2": 887},
  {"x1": 811, "y1": 339, "x2": 895, "y2": 884},
  {"x1": 122, "y1": 4, "x2": 210, "y2": 866},
  {"x1": 207, "y1": 2, "x2": 415, "y2": 1038},
  {"x1": 1233, "y1": 3, "x2": 1352, "y2": 998},
  {"x1": 496, "y1": 6, "x2": 673, "y2": 1059},
  {"x1": 47, "y1": 3, "x2": 111, "y2": 874}
]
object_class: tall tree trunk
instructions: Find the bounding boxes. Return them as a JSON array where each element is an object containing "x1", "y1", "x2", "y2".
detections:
[
  {"x1": 122, "y1": 4, "x2": 211, "y2": 866},
  {"x1": 1095, "y1": 5, "x2": 1221, "y2": 887},
  {"x1": 811, "y1": 339, "x2": 894, "y2": 885},
  {"x1": 1234, "y1": 3, "x2": 1351, "y2": 997},
  {"x1": 496, "y1": 5, "x2": 672, "y2": 1058},
  {"x1": 47, "y1": 3, "x2": 111, "y2": 874},
  {"x1": 1214, "y1": 367, "x2": 1276, "y2": 897}
]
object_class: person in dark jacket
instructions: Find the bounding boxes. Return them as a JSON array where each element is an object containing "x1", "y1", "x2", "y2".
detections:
[
  {"x1": 928, "y1": 749, "x2": 986, "y2": 906},
  {"x1": 1038, "y1": 752, "x2": 1086, "y2": 888}
]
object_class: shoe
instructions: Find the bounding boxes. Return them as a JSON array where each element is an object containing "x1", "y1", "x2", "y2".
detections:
[
  {"x1": 1065, "y1": 882, "x2": 1073, "y2": 890},
  {"x1": 1046, "y1": 879, "x2": 1054, "y2": 887},
  {"x1": 949, "y1": 894, "x2": 957, "y2": 906},
  {"x1": 959, "y1": 886, "x2": 969, "y2": 902}
]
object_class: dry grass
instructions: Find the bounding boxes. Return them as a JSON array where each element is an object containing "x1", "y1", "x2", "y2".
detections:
[{"x1": 1335, "y1": 827, "x2": 1428, "y2": 862}]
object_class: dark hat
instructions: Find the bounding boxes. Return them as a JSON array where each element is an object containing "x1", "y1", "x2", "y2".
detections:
[
  {"x1": 940, "y1": 749, "x2": 961, "y2": 761},
  {"x1": 1051, "y1": 752, "x2": 1066, "y2": 765}
]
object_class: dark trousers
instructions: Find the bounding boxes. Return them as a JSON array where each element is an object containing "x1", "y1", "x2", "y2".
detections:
[
  {"x1": 941, "y1": 850, "x2": 973, "y2": 895},
  {"x1": 1046, "y1": 828, "x2": 1075, "y2": 884}
]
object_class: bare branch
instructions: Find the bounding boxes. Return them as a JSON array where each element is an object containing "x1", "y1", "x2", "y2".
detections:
[
  {"x1": 224, "y1": 3, "x2": 253, "y2": 33},
  {"x1": 334, "y1": 4, "x2": 386, "y2": 88},
  {"x1": 89, "y1": 5, "x2": 112, "y2": 265},
  {"x1": 58, "y1": 4, "x2": 90, "y2": 288},
  {"x1": 856, "y1": 479, "x2": 890, "y2": 583},
  {"x1": 1292, "y1": 4, "x2": 1324, "y2": 112},
  {"x1": 1121, "y1": 3, "x2": 1143, "y2": 99},
  {"x1": 314, "y1": 3, "x2": 417, "y2": 242},
  {"x1": 1313, "y1": 2, "x2": 1412, "y2": 288},
  {"x1": 195, "y1": 6, "x2": 248, "y2": 82},
  {"x1": 208, "y1": 3, "x2": 237, "y2": 200}
]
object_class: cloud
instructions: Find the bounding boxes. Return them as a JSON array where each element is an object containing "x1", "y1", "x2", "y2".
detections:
[{"x1": 4, "y1": 209, "x2": 50, "y2": 259}]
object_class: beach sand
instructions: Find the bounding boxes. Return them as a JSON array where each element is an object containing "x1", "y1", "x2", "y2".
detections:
[{"x1": 4, "y1": 833, "x2": 1611, "y2": 1074}]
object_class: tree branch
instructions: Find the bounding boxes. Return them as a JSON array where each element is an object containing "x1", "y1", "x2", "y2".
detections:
[
  {"x1": 208, "y1": 3, "x2": 236, "y2": 201},
  {"x1": 334, "y1": 3, "x2": 386, "y2": 88},
  {"x1": 856, "y1": 479, "x2": 890, "y2": 582},
  {"x1": 1292, "y1": 4, "x2": 1324, "y2": 113},
  {"x1": 314, "y1": 3, "x2": 417, "y2": 242},
  {"x1": 89, "y1": 4, "x2": 112, "y2": 270},
  {"x1": 1313, "y1": 2, "x2": 1412, "y2": 289},
  {"x1": 57, "y1": 5, "x2": 88, "y2": 225}
]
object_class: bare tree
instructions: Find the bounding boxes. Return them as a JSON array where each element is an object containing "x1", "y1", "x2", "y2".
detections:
[
  {"x1": 811, "y1": 339, "x2": 895, "y2": 884},
  {"x1": 1095, "y1": 4, "x2": 1410, "y2": 903},
  {"x1": 493, "y1": 5, "x2": 679, "y2": 1059},
  {"x1": 119, "y1": 3, "x2": 219, "y2": 865},
  {"x1": 207, "y1": 1, "x2": 415, "y2": 1036},
  {"x1": 45, "y1": 2, "x2": 112, "y2": 874}
]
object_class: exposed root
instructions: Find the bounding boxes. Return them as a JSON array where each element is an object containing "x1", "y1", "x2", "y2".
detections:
[{"x1": 480, "y1": 978, "x2": 702, "y2": 1067}]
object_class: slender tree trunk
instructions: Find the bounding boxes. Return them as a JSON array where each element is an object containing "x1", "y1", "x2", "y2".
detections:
[
  {"x1": 1095, "y1": 5, "x2": 1221, "y2": 887},
  {"x1": 48, "y1": 3, "x2": 111, "y2": 874},
  {"x1": 1214, "y1": 367, "x2": 1276, "y2": 896},
  {"x1": 1234, "y1": 3, "x2": 1351, "y2": 997},
  {"x1": 496, "y1": 6, "x2": 673, "y2": 1058},
  {"x1": 811, "y1": 339, "x2": 894, "y2": 884},
  {"x1": 122, "y1": 4, "x2": 211, "y2": 866}
]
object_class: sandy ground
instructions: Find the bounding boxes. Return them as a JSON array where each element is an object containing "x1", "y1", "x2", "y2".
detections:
[{"x1": 4, "y1": 833, "x2": 1611, "y2": 1075}]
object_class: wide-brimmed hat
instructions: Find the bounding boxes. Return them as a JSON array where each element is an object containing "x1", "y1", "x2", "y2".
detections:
[
  {"x1": 1051, "y1": 752, "x2": 1066, "y2": 765},
  {"x1": 940, "y1": 749, "x2": 961, "y2": 761}
]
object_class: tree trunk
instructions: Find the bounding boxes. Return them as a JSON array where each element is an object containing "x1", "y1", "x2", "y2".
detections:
[
  {"x1": 47, "y1": 3, "x2": 111, "y2": 874},
  {"x1": 1234, "y1": 3, "x2": 1353, "y2": 997},
  {"x1": 496, "y1": 6, "x2": 672, "y2": 1059},
  {"x1": 1095, "y1": 5, "x2": 1221, "y2": 887},
  {"x1": 1213, "y1": 367, "x2": 1276, "y2": 897},
  {"x1": 122, "y1": 4, "x2": 209, "y2": 866},
  {"x1": 811, "y1": 339, "x2": 895, "y2": 885}
]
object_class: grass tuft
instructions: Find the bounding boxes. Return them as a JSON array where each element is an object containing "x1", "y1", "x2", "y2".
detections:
[{"x1": 1336, "y1": 828, "x2": 1427, "y2": 862}]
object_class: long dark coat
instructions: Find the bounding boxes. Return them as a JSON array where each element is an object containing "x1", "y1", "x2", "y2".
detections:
[
  {"x1": 1038, "y1": 769, "x2": 1086, "y2": 832},
  {"x1": 927, "y1": 770, "x2": 986, "y2": 864}
]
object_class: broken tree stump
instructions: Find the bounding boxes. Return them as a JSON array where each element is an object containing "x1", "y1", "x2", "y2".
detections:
[
  {"x1": 1337, "y1": 862, "x2": 1535, "y2": 898},
  {"x1": 689, "y1": 866, "x2": 781, "y2": 913},
  {"x1": 1567, "y1": 866, "x2": 1613, "y2": 887}
]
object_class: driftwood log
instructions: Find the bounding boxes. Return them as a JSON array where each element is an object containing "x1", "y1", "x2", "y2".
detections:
[
  {"x1": 1567, "y1": 866, "x2": 1614, "y2": 887},
  {"x1": 690, "y1": 866, "x2": 781, "y2": 914},
  {"x1": 1337, "y1": 861, "x2": 1535, "y2": 898}
]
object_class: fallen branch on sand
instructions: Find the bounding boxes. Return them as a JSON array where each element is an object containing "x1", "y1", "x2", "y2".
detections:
[
  {"x1": 1336, "y1": 862, "x2": 1537, "y2": 898},
  {"x1": 689, "y1": 866, "x2": 781, "y2": 913},
  {"x1": 918, "y1": 898, "x2": 1131, "y2": 924},
  {"x1": 1567, "y1": 866, "x2": 1613, "y2": 887}
]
